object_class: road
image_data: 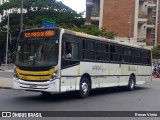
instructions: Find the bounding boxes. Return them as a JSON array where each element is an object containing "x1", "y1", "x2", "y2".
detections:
[
  {"x1": 0, "y1": 71, "x2": 160, "y2": 119},
  {"x1": 1, "y1": 80, "x2": 160, "y2": 111}
]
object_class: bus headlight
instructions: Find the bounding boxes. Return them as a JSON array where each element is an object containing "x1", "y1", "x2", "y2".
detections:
[
  {"x1": 50, "y1": 72, "x2": 57, "y2": 81},
  {"x1": 14, "y1": 69, "x2": 19, "y2": 80}
]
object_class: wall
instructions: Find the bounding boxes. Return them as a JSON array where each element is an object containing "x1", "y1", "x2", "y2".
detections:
[
  {"x1": 157, "y1": 0, "x2": 160, "y2": 44},
  {"x1": 102, "y1": 0, "x2": 136, "y2": 38}
]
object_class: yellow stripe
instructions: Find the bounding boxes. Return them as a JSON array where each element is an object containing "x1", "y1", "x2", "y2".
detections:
[
  {"x1": 19, "y1": 75, "x2": 50, "y2": 81},
  {"x1": 16, "y1": 67, "x2": 54, "y2": 75},
  {"x1": 16, "y1": 67, "x2": 55, "y2": 81}
]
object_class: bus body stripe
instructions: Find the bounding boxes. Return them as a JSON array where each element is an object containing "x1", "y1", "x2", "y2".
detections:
[{"x1": 16, "y1": 67, "x2": 55, "y2": 81}]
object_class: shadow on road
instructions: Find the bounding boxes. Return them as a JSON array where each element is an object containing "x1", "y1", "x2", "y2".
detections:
[
  {"x1": 14, "y1": 86, "x2": 150, "y2": 102},
  {"x1": 89, "y1": 86, "x2": 150, "y2": 97}
]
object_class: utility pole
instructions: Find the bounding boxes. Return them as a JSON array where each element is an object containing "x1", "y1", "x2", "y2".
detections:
[
  {"x1": 20, "y1": 0, "x2": 23, "y2": 31},
  {"x1": 128, "y1": 14, "x2": 132, "y2": 43},
  {"x1": 5, "y1": 13, "x2": 9, "y2": 69}
]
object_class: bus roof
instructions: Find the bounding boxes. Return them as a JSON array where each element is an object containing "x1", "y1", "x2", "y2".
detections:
[
  {"x1": 20, "y1": 27, "x2": 151, "y2": 51},
  {"x1": 63, "y1": 28, "x2": 151, "y2": 51}
]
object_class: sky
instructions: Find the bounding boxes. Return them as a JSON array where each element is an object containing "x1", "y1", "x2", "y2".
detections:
[{"x1": 57, "y1": 0, "x2": 86, "y2": 13}]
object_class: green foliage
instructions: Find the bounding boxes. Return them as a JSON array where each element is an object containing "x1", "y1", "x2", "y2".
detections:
[
  {"x1": 0, "y1": 0, "x2": 85, "y2": 57},
  {"x1": 60, "y1": 25, "x2": 117, "y2": 39},
  {"x1": 0, "y1": 0, "x2": 116, "y2": 40},
  {"x1": 0, "y1": 0, "x2": 117, "y2": 57},
  {"x1": 0, "y1": 0, "x2": 84, "y2": 34},
  {"x1": 0, "y1": 0, "x2": 84, "y2": 15},
  {"x1": 152, "y1": 44, "x2": 160, "y2": 59},
  {"x1": 0, "y1": 31, "x2": 6, "y2": 57}
]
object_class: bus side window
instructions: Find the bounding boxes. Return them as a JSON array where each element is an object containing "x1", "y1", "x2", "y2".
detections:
[
  {"x1": 62, "y1": 41, "x2": 78, "y2": 60},
  {"x1": 65, "y1": 41, "x2": 72, "y2": 59},
  {"x1": 71, "y1": 43, "x2": 78, "y2": 60},
  {"x1": 61, "y1": 35, "x2": 79, "y2": 68}
]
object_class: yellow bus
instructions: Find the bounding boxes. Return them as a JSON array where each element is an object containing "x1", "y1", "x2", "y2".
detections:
[{"x1": 13, "y1": 28, "x2": 152, "y2": 98}]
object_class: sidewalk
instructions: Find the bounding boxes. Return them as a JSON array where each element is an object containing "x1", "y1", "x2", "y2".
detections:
[
  {"x1": 0, "y1": 64, "x2": 14, "y2": 88},
  {"x1": 0, "y1": 77, "x2": 13, "y2": 89},
  {"x1": 0, "y1": 64, "x2": 14, "y2": 72}
]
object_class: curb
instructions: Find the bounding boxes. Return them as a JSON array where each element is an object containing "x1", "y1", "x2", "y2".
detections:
[
  {"x1": 0, "y1": 86, "x2": 12, "y2": 89},
  {"x1": 0, "y1": 69, "x2": 14, "y2": 72},
  {"x1": 0, "y1": 69, "x2": 5, "y2": 71}
]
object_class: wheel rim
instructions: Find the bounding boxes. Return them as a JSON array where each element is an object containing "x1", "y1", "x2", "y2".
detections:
[{"x1": 81, "y1": 82, "x2": 88, "y2": 95}]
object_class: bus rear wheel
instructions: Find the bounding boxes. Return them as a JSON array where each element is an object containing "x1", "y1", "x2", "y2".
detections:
[
  {"x1": 79, "y1": 77, "x2": 90, "y2": 99},
  {"x1": 128, "y1": 75, "x2": 135, "y2": 91}
]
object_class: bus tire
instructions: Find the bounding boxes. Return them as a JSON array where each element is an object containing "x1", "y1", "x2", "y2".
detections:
[
  {"x1": 128, "y1": 75, "x2": 135, "y2": 91},
  {"x1": 79, "y1": 77, "x2": 90, "y2": 99}
]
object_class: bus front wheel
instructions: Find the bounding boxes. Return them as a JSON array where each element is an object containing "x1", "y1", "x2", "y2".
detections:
[
  {"x1": 79, "y1": 77, "x2": 90, "y2": 99},
  {"x1": 128, "y1": 75, "x2": 135, "y2": 91}
]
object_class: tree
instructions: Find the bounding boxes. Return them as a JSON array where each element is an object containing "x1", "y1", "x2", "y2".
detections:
[
  {"x1": 0, "y1": 0, "x2": 117, "y2": 58},
  {"x1": 152, "y1": 45, "x2": 160, "y2": 59},
  {"x1": 65, "y1": 25, "x2": 117, "y2": 39},
  {"x1": 0, "y1": 0, "x2": 84, "y2": 31},
  {"x1": 0, "y1": 0, "x2": 116, "y2": 38},
  {"x1": 0, "y1": 31, "x2": 7, "y2": 62},
  {"x1": 0, "y1": 0, "x2": 84, "y2": 57}
]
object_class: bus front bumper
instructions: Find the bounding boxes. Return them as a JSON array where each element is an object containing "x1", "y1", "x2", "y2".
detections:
[{"x1": 13, "y1": 78, "x2": 60, "y2": 92}]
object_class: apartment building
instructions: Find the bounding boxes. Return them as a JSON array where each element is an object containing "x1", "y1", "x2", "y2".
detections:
[{"x1": 86, "y1": 0, "x2": 159, "y2": 47}]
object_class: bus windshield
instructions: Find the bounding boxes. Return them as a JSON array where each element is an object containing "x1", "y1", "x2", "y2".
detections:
[{"x1": 15, "y1": 38, "x2": 59, "y2": 67}]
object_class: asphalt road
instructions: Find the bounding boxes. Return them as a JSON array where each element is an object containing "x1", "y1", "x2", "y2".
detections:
[
  {"x1": 0, "y1": 80, "x2": 160, "y2": 117},
  {"x1": 0, "y1": 71, "x2": 160, "y2": 119},
  {"x1": 1, "y1": 81, "x2": 160, "y2": 111}
]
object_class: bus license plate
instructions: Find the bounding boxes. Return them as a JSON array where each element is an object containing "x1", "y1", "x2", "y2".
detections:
[{"x1": 29, "y1": 84, "x2": 37, "y2": 88}]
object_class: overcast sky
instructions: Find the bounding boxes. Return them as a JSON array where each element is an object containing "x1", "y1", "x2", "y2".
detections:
[{"x1": 57, "y1": 0, "x2": 86, "y2": 13}]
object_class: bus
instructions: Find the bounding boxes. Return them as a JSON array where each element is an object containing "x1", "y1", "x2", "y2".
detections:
[{"x1": 13, "y1": 28, "x2": 152, "y2": 98}]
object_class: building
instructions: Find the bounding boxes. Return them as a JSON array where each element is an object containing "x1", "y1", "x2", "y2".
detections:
[{"x1": 86, "y1": 0, "x2": 159, "y2": 47}]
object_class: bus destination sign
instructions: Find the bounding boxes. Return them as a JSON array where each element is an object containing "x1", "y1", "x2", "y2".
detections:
[{"x1": 23, "y1": 30, "x2": 55, "y2": 39}]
